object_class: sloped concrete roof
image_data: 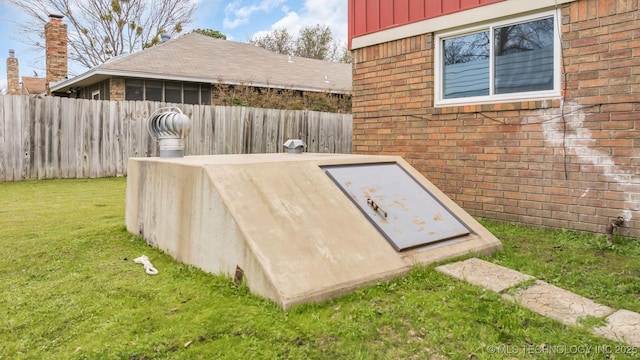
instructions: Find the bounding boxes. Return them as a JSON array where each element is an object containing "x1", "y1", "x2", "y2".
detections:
[
  {"x1": 51, "y1": 32, "x2": 351, "y2": 94},
  {"x1": 126, "y1": 154, "x2": 502, "y2": 309}
]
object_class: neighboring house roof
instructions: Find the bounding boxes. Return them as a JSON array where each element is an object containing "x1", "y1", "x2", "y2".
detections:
[
  {"x1": 21, "y1": 76, "x2": 46, "y2": 95},
  {"x1": 51, "y1": 32, "x2": 352, "y2": 94}
]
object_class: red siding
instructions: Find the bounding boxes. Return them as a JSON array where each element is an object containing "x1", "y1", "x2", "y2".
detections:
[
  {"x1": 366, "y1": 0, "x2": 380, "y2": 32},
  {"x1": 425, "y1": 0, "x2": 443, "y2": 17},
  {"x1": 442, "y1": 0, "x2": 460, "y2": 13},
  {"x1": 353, "y1": 0, "x2": 367, "y2": 36},
  {"x1": 408, "y1": 1, "x2": 425, "y2": 21},
  {"x1": 380, "y1": 0, "x2": 394, "y2": 28},
  {"x1": 461, "y1": 0, "x2": 482, "y2": 9},
  {"x1": 394, "y1": 0, "x2": 409, "y2": 24},
  {"x1": 349, "y1": 0, "x2": 505, "y2": 48}
]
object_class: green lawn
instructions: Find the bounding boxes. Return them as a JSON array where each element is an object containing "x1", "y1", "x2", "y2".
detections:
[{"x1": 1, "y1": 178, "x2": 638, "y2": 359}]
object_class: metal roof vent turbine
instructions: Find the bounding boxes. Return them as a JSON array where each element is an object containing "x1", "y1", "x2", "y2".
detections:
[
  {"x1": 283, "y1": 139, "x2": 306, "y2": 154},
  {"x1": 147, "y1": 107, "x2": 191, "y2": 158}
]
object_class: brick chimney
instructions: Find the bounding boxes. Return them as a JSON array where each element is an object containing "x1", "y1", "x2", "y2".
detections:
[
  {"x1": 45, "y1": 14, "x2": 68, "y2": 92},
  {"x1": 6, "y1": 49, "x2": 20, "y2": 95}
]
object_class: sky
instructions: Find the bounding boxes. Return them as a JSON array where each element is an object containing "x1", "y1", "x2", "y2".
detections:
[{"x1": 0, "y1": 0, "x2": 348, "y2": 93}]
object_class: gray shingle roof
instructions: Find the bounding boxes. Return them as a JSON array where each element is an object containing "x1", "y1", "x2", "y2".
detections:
[{"x1": 52, "y1": 32, "x2": 351, "y2": 94}]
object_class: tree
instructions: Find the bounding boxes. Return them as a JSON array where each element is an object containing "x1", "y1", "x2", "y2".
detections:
[
  {"x1": 192, "y1": 29, "x2": 226, "y2": 40},
  {"x1": 494, "y1": 18, "x2": 553, "y2": 56},
  {"x1": 444, "y1": 17, "x2": 553, "y2": 65},
  {"x1": 249, "y1": 25, "x2": 351, "y2": 63},
  {"x1": 335, "y1": 43, "x2": 352, "y2": 64},
  {"x1": 294, "y1": 25, "x2": 334, "y2": 60},
  {"x1": 248, "y1": 28, "x2": 294, "y2": 56},
  {"x1": 3, "y1": 0, "x2": 195, "y2": 71}
]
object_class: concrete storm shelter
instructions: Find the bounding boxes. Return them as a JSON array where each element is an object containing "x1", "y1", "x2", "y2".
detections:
[{"x1": 126, "y1": 154, "x2": 502, "y2": 309}]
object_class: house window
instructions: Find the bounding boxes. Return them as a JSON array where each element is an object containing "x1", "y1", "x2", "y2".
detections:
[
  {"x1": 183, "y1": 83, "x2": 200, "y2": 104},
  {"x1": 435, "y1": 11, "x2": 560, "y2": 106},
  {"x1": 124, "y1": 79, "x2": 211, "y2": 104},
  {"x1": 165, "y1": 81, "x2": 182, "y2": 103},
  {"x1": 145, "y1": 80, "x2": 163, "y2": 102},
  {"x1": 125, "y1": 79, "x2": 144, "y2": 101},
  {"x1": 100, "y1": 80, "x2": 110, "y2": 100},
  {"x1": 92, "y1": 90, "x2": 100, "y2": 100},
  {"x1": 201, "y1": 86, "x2": 211, "y2": 105}
]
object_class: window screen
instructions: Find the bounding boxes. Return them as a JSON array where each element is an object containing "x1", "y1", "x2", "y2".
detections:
[
  {"x1": 125, "y1": 79, "x2": 144, "y2": 101},
  {"x1": 494, "y1": 18, "x2": 554, "y2": 94},
  {"x1": 443, "y1": 32, "x2": 489, "y2": 99},
  {"x1": 145, "y1": 80, "x2": 163, "y2": 102},
  {"x1": 201, "y1": 85, "x2": 212, "y2": 105},
  {"x1": 183, "y1": 83, "x2": 200, "y2": 104},
  {"x1": 164, "y1": 81, "x2": 182, "y2": 103}
]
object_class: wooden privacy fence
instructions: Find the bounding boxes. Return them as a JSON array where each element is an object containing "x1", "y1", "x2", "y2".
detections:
[{"x1": 0, "y1": 95, "x2": 352, "y2": 182}]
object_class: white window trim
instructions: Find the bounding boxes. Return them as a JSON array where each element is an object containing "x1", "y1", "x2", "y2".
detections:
[
  {"x1": 92, "y1": 89, "x2": 100, "y2": 100},
  {"x1": 434, "y1": 9, "x2": 562, "y2": 107}
]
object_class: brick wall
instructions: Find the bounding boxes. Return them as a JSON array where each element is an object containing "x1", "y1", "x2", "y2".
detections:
[
  {"x1": 351, "y1": 0, "x2": 640, "y2": 238},
  {"x1": 45, "y1": 15, "x2": 68, "y2": 91},
  {"x1": 6, "y1": 51, "x2": 19, "y2": 95},
  {"x1": 110, "y1": 78, "x2": 125, "y2": 101}
]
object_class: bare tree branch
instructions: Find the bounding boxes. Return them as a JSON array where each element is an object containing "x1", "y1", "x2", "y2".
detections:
[
  {"x1": 249, "y1": 25, "x2": 351, "y2": 63},
  {"x1": 3, "y1": 0, "x2": 195, "y2": 73}
]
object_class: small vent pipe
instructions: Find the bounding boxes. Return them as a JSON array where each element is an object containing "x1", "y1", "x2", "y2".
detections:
[{"x1": 283, "y1": 139, "x2": 306, "y2": 154}]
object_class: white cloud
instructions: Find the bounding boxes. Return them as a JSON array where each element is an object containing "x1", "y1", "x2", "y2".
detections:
[
  {"x1": 256, "y1": 0, "x2": 348, "y2": 43},
  {"x1": 0, "y1": 78, "x2": 7, "y2": 94},
  {"x1": 223, "y1": 0, "x2": 286, "y2": 29}
]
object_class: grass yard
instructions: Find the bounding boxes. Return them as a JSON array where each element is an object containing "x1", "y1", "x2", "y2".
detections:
[{"x1": 1, "y1": 178, "x2": 639, "y2": 359}]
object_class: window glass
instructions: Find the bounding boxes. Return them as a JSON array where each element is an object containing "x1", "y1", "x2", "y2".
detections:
[
  {"x1": 145, "y1": 80, "x2": 163, "y2": 102},
  {"x1": 101, "y1": 80, "x2": 110, "y2": 100},
  {"x1": 183, "y1": 83, "x2": 200, "y2": 104},
  {"x1": 437, "y1": 13, "x2": 557, "y2": 105},
  {"x1": 165, "y1": 81, "x2": 182, "y2": 103},
  {"x1": 494, "y1": 18, "x2": 554, "y2": 94},
  {"x1": 201, "y1": 85, "x2": 211, "y2": 105},
  {"x1": 443, "y1": 31, "x2": 489, "y2": 99},
  {"x1": 125, "y1": 79, "x2": 144, "y2": 101}
]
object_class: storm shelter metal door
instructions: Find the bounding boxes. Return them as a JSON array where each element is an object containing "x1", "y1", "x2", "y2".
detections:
[{"x1": 323, "y1": 163, "x2": 470, "y2": 251}]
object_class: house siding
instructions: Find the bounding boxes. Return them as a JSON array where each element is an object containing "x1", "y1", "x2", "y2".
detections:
[
  {"x1": 351, "y1": 0, "x2": 640, "y2": 237},
  {"x1": 348, "y1": 0, "x2": 504, "y2": 46}
]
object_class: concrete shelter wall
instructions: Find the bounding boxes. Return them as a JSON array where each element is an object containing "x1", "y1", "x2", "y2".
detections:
[
  {"x1": 125, "y1": 159, "x2": 280, "y2": 301},
  {"x1": 126, "y1": 153, "x2": 502, "y2": 309}
]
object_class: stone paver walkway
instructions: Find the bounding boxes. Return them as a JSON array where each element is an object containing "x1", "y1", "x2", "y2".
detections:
[
  {"x1": 594, "y1": 310, "x2": 640, "y2": 347},
  {"x1": 501, "y1": 280, "x2": 614, "y2": 326},
  {"x1": 435, "y1": 258, "x2": 640, "y2": 348},
  {"x1": 435, "y1": 257, "x2": 534, "y2": 293}
]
